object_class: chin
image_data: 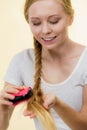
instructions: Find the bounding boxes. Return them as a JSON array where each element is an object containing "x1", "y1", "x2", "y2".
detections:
[{"x1": 42, "y1": 43, "x2": 59, "y2": 50}]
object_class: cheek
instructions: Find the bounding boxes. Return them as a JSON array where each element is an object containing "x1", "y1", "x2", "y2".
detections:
[
  {"x1": 30, "y1": 27, "x2": 42, "y2": 41},
  {"x1": 55, "y1": 20, "x2": 68, "y2": 34},
  {"x1": 30, "y1": 26, "x2": 41, "y2": 36}
]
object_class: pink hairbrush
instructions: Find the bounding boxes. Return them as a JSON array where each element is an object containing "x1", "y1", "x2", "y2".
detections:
[{"x1": 9, "y1": 87, "x2": 33, "y2": 106}]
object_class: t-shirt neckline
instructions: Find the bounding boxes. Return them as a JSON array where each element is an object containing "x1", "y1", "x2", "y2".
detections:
[{"x1": 41, "y1": 47, "x2": 87, "y2": 86}]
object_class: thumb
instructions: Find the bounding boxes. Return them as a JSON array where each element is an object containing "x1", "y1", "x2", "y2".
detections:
[{"x1": 43, "y1": 102, "x2": 49, "y2": 110}]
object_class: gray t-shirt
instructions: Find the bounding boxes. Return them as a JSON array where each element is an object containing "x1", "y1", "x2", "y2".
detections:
[{"x1": 4, "y1": 47, "x2": 87, "y2": 130}]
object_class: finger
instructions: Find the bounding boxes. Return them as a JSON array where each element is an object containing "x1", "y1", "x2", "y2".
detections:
[
  {"x1": 2, "y1": 88, "x2": 19, "y2": 94},
  {"x1": 29, "y1": 113, "x2": 36, "y2": 118},
  {"x1": 23, "y1": 110, "x2": 35, "y2": 116},
  {"x1": 1, "y1": 92, "x2": 15, "y2": 100},
  {"x1": 0, "y1": 99, "x2": 13, "y2": 106},
  {"x1": 43, "y1": 102, "x2": 49, "y2": 109},
  {"x1": 0, "y1": 91, "x2": 15, "y2": 106},
  {"x1": 4, "y1": 86, "x2": 25, "y2": 93},
  {"x1": 23, "y1": 110, "x2": 32, "y2": 116}
]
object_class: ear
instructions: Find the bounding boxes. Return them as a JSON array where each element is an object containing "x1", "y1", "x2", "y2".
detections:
[
  {"x1": 69, "y1": 15, "x2": 74, "y2": 25},
  {"x1": 68, "y1": 10, "x2": 74, "y2": 26}
]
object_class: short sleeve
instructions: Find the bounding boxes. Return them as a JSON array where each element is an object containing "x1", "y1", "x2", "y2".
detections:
[
  {"x1": 83, "y1": 75, "x2": 87, "y2": 85},
  {"x1": 4, "y1": 54, "x2": 24, "y2": 86}
]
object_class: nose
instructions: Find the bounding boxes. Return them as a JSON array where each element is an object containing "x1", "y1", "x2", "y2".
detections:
[{"x1": 41, "y1": 22, "x2": 52, "y2": 34}]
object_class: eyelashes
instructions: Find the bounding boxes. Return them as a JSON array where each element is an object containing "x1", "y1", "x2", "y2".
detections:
[
  {"x1": 33, "y1": 22, "x2": 41, "y2": 26},
  {"x1": 49, "y1": 20, "x2": 59, "y2": 24},
  {"x1": 32, "y1": 20, "x2": 60, "y2": 26}
]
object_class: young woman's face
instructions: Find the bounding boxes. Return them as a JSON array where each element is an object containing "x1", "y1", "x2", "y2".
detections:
[{"x1": 28, "y1": 0, "x2": 72, "y2": 49}]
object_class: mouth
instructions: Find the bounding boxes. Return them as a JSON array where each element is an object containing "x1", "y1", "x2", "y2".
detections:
[{"x1": 42, "y1": 36, "x2": 57, "y2": 42}]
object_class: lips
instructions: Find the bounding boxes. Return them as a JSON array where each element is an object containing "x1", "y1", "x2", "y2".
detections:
[{"x1": 42, "y1": 36, "x2": 56, "y2": 41}]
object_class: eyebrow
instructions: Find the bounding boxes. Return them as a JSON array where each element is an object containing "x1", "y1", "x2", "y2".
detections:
[
  {"x1": 30, "y1": 14, "x2": 60, "y2": 20},
  {"x1": 30, "y1": 17, "x2": 40, "y2": 20}
]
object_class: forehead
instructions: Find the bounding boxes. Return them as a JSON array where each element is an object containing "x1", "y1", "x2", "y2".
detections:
[{"x1": 28, "y1": 0, "x2": 65, "y2": 18}]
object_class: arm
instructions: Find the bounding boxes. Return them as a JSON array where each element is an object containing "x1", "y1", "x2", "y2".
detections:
[
  {"x1": 43, "y1": 85, "x2": 87, "y2": 130},
  {"x1": 0, "y1": 105, "x2": 14, "y2": 130},
  {"x1": 0, "y1": 82, "x2": 23, "y2": 130}
]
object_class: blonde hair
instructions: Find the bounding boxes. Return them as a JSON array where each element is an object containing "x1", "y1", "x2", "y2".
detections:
[{"x1": 24, "y1": 0, "x2": 74, "y2": 130}]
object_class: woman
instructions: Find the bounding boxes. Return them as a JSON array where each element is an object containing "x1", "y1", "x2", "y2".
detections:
[{"x1": 0, "y1": 0, "x2": 87, "y2": 130}]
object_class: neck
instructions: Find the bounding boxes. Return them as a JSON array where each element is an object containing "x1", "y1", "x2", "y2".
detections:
[{"x1": 42, "y1": 39, "x2": 76, "y2": 61}]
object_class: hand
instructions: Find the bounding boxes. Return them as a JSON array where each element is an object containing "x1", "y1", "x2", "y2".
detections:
[
  {"x1": 23, "y1": 109, "x2": 36, "y2": 118},
  {"x1": 0, "y1": 83, "x2": 24, "y2": 106},
  {"x1": 43, "y1": 93, "x2": 57, "y2": 109},
  {"x1": 23, "y1": 93, "x2": 57, "y2": 118}
]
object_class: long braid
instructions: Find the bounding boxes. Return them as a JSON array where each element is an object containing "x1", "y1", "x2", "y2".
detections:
[
  {"x1": 33, "y1": 38, "x2": 43, "y2": 103},
  {"x1": 27, "y1": 38, "x2": 57, "y2": 130}
]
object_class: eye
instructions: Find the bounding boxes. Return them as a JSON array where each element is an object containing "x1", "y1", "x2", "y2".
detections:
[
  {"x1": 49, "y1": 20, "x2": 58, "y2": 24},
  {"x1": 32, "y1": 22, "x2": 41, "y2": 26},
  {"x1": 49, "y1": 17, "x2": 61, "y2": 24}
]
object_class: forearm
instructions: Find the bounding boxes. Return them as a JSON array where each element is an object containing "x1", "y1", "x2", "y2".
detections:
[
  {"x1": 53, "y1": 98, "x2": 87, "y2": 130},
  {"x1": 0, "y1": 113, "x2": 9, "y2": 130},
  {"x1": 0, "y1": 105, "x2": 14, "y2": 130}
]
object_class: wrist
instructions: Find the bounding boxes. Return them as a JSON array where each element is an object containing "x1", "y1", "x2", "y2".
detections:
[{"x1": 52, "y1": 96, "x2": 61, "y2": 109}]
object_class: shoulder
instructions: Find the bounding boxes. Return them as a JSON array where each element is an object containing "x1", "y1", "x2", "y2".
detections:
[
  {"x1": 81, "y1": 46, "x2": 87, "y2": 64},
  {"x1": 10, "y1": 48, "x2": 34, "y2": 64},
  {"x1": 78, "y1": 46, "x2": 87, "y2": 71},
  {"x1": 14, "y1": 48, "x2": 34, "y2": 60},
  {"x1": 4, "y1": 48, "x2": 35, "y2": 86},
  {"x1": 79, "y1": 46, "x2": 87, "y2": 85}
]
